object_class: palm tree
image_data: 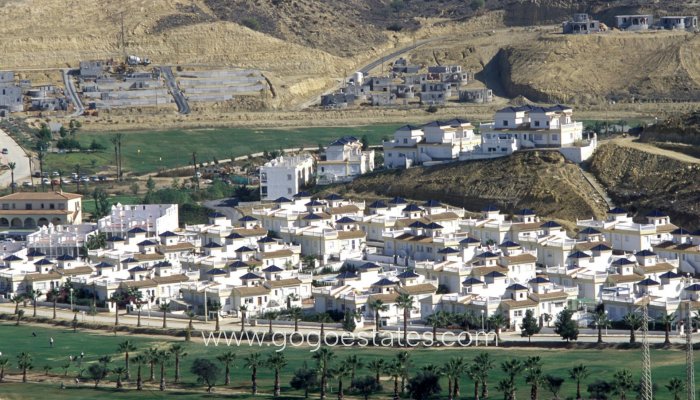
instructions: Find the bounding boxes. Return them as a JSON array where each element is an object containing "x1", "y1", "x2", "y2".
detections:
[
  {"x1": 623, "y1": 312, "x2": 642, "y2": 343},
  {"x1": 132, "y1": 354, "x2": 146, "y2": 390},
  {"x1": 289, "y1": 307, "x2": 303, "y2": 332},
  {"x1": 16, "y1": 309, "x2": 24, "y2": 326},
  {"x1": 344, "y1": 354, "x2": 364, "y2": 382},
  {"x1": 658, "y1": 312, "x2": 676, "y2": 346},
  {"x1": 264, "y1": 310, "x2": 280, "y2": 334},
  {"x1": 474, "y1": 352, "x2": 494, "y2": 399},
  {"x1": 501, "y1": 358, "x2": 524, "y2": 400},
  {"x1": 48, "y1": 288, "x2": 60, "y2": 319},
  {"x1": 368, "y1": 298, "x2": 389, "y2": 334},
  {"x1": 426, "y1": 310, "x2": 451, "y2": 346},
  {"x1": 466, "y1": 363, "x2": 481, "y2": 400},
  {"x1": 0, "y1": 357, "x2": 9, "y2": 383},
  {"x1": 367, "y1": 359, "x2": 385, "y2": 384},
  {"x1": 17, "y1": 352, "x2": 32, "y2": 383},
  {"x1": 244, "y1": 352, "x2": 263, "y2": 395},
  {"x1": 612, "y1": 369, "x2": 634, "y2": 400},
  {"x1": 156, "y1": 350, "x2": 170, "y2": 391},
  {"x1": 217, "y1": 350, "x2": 236, "y2": 386},
  {"x1": 332, "y1": 363, "x2": 353, "y2": 400},
  {"x1": 443, "y1": 357, "x2": 467, "y2": 400},
  {"x1": 524, "y1": 356, "x2": 544, "y2": 400},
  {"x1": 110, "y1": 291, "x2": 123, "y2": 326},
  {"x1": 591, "y1": 310, "x2": 611, "y2": 344},
  {"x1": 239, "y1": 305, "x2": 248, "y2": 332},
  {"x1": 313, "y1": 347, "x2": 335, "y2": 400},
  {"x1": 126, "y1": 288, "x2": 144, "y2": 327},
  {"x1": 388, "y1": 360, "x2": 402, "y2": 400},
  {"x1": 318, "y1": 312, "x2": 332, "y2": 344},
  {"x1": 488, "y1": 313, "x2": 508, "y2": 342},
  {"x1": 396, "y1": 293, "x2": 414, "y2": 346},
  {"x1": 266, "y1": 351, "x2": 287, "y2": 397},
  {"x1": 160, "y1": 302, "x2": 171, "y2": 329},
  {"x1": 145, "y1": 347, "x2": 158, "y2": 381},
  {"x1": 117, "y1": 340, "x2": 137, "y2": 381},
  {"x1": 28, "y1": 289, "x2": 42, "y2": 317},
  {"x1": 11, "y1": 293, "x2": 23, "y2": 314},
  {"x1": 569, "y1": 364, "x2": 590, "y2": 400},
  {"x1": 396, "y1": 351, "x2": 411, "y2": 394},
  {"x1": 8, "y1": 162, "x2": 16, "y2": 193},
  {"x1": 170, "y1": 344, "x2": 187, "y2": 383},
  {"x1": 666, "y1": 377, "x2": 685, "y2": 400},
  {"x1": 113, "y1": 366, "x2": 127, "y2": 388}
]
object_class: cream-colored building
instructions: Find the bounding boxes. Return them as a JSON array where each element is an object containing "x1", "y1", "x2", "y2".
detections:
[{"x1": 0, "y1": 191, "x2": 82, "y2": 230}]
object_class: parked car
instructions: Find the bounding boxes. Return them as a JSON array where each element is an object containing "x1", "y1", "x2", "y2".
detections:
[
  {"x1": 1, "y1": 148, "x2": 8, "y2": 154},
  {"x1": 90, "y1": 176, "x2": 99, "y2": 182},
  {"x1": 41, "y1": 178, "x2": 50, "y2": 185},
  {"x1": 51, "y1": 171, "x2": 60, "y2": 177},
  {"x1": 22, "y1": 181, "x2": 32, "y2": 187}
]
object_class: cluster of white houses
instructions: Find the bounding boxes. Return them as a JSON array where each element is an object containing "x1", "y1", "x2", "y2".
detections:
[
  {"x1": 563, "y1": 12, "x2": 698, "y2": 34},
  {"x1": 0, "y1": 188, "x2": 698, "y2": 331}
]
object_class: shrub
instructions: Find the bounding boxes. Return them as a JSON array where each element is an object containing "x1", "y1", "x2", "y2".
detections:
[
  {"x1": 242, "y1": 17, "x2": 261, "y2": 31},
  {"x1": 387, "y1": 23, "x2": 403, "y2": 32}
]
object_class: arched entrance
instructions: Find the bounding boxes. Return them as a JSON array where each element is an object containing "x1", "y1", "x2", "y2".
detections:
[
  {"x1": 0, "y1": 218, "x2": 8, "y2": 228},
  {"x1": 10, "y1": 218, "x2": 22, "y2": 228},
  {"x1": 37, "y1": 218, "x2": 49, "y2": 227},
  {"x1": 23, "y1": 218, "x2": 36, "y2": 229}
]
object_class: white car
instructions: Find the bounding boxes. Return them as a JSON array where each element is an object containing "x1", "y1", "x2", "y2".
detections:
[{"x1": 22, "y1": 181, "x2": 32, "y2": 187}]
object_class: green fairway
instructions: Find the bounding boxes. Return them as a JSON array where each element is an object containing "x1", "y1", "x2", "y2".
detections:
[
  {"x1": 44, "y1": 125, "x2": 398, "y2": 176},
  {"x1": 82, "y1": 195, "x2": 141, "y2": 215},
  {"x1": 0, "y1": 322, "x2": 696, "y2": 399}
]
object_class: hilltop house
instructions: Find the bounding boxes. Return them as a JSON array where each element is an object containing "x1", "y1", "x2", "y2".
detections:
[
  {"x1": 317, "y1": 136, "x2": 374, "y2": 184},
  {"x1": 563, "y1": 14, "x2": 602, "y2": 34},
  {"x1": 615, "y1": 15, "x2": 654, "y2": 31},
  {"x1": 259, "y1": 155, "x2": 315, "y2": 201}
]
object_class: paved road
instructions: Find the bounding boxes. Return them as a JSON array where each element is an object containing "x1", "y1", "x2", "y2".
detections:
[
  {"x1": 61, "y1": 69, "x2": 84, "y2": 117},
  {"x1": 611, "y1": 136, "x2": 700, "y2": 164},
  {"x1": 295, "y1": 38, "x2": 437, "y2": 110},
  {"x1": 159, "y1": 66, "x2": 190, "y2": 114},
  {"x1": 0, "y1": 128, "x2": 31, "y2": 187}
]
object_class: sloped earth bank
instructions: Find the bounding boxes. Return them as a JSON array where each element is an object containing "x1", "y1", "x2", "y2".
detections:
[
  {"x1": 589, "y1": 142, "x2": 700, "y2": 229},
  {"x1": 336, "y1": 151, "x2": 608, "y2": 222}
]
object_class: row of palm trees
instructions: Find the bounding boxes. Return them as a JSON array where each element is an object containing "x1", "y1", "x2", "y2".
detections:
[
  {"x1": 591, "y1": 308, "x2": 685, "y2": 345},
  {"x1": 0, "y1": 342, "x2": 691, "y2": 400}
]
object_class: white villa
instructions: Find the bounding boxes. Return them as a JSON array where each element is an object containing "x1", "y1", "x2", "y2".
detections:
[
  {"x1": 259, "y1": 155, "x2": 315, "y2": 201},
  {"x1": 317, "y1": 136, "x2": 374, "y2": 184}
]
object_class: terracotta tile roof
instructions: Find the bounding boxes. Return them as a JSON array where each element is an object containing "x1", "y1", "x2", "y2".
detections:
[
  {"x1": 160, "y1": 243, "x2": 195, "y2": 252},
  {"x1": 656, "y1": 224, "x2": 678, "y2": 233},
  {"x1": 503, "y1": 253, "x2": 537, "y2": 264},
  {"x1": 607, "y1": 273, "x2": 645, "y2": 284},
  {"x1": 500, "y1": 298, "x2": 538, "y2": 308},
  {"x1": 471, "y1": 266, "x2": 508, "y2": 276},
  {"x1": 24, "y1": 272, "x2": 62, "y2": 282},
  {"x1": 266, "y1": 278, "x2": 303, "y2": 288},
  {"x1": 337, "y1": 230, "x2": 366, "y2": 240},
  {"x1": 260, "y1": 249, "x2": 294, "y2": 259},
  {"x1": 653, "y1": 241, "x2": 700, "y2": 252},
  {"x1": 236, "y1": 228, "x2": 268, "y2": 237},
  {"x1": 152, "y1": 274, "x2": 190, "y2": 285},
  {"x1": 530, "y1": 291, "x2": 569, "y2": 301},
  {"x1": 328, "y1": 205, "x2": 360, "y2": 214},
  {"x1": 0, "y1": 210, "x2": 71, "y2": 215},
  {"x1": 639, "y1": 263, "x2": 675, "y2": 274},
  {"x1": 510, "y1": 222, "x2": 543, "y2": 231},
  {"x1": 122, "y1": 279, "x2": 158, "y2": 288},
  {"x1": 134, "y1": 253, "x2": 165, "y2": 261},
  {"x1": 0, "y1": 192, "x2": 82, "y2": 201},
  {"x1": 575, "y1": 241, "x2": 612, "y2": 251},
  {"x1": 368, "y1": 293, "x2": 399, "y2": 303},
  {"x1": 398, "y1": 283, "x2": 436, "y2": 295},
  {"x1": 60, "y1": 266, "x2": 94, "y2": 276},
  {"x1": 394, "y1": 233, "x2": 433, "y2": 243},
  {"x1": 233, "y1": 286, "x2": 270, "y2": 297}
]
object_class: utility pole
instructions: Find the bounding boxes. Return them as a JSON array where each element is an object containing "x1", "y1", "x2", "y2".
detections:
[
  {"x1": 192, "y1": 152, "x2": 200, "y2": 191},
  {"x1": 686, "y1": 301, "x2": 695, "y2": 400},
  {"x1": 640, "y1": 300, "x2": 652, "y2": 400},
  {"x1": 121, "y1": 11, "x2": 126, "y2": 58}
]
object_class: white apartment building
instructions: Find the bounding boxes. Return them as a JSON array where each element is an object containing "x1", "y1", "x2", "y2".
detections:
[
  {"x1": 98, "y1": 203, "x2": 179, "y2": 237},
  {"x1": 317, "y1": 136, "x2": 374, "y2": 184},
  {"x1": 383, "y1": 119, "x2": 478, "y2": 168},
  {"x1": 259, "y1": 155, "x2": 315, "y2": 201}
]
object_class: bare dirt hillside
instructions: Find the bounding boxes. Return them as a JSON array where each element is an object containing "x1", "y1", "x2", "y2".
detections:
[
  {"x1": 589, "y1": 142, "x2": 700, "y2": 229},
  {"x1": 334, "y1": 151, "x2": 609, "y2": 222}
]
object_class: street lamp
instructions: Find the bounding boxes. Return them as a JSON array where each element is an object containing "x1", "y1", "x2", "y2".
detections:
[
  {"x1": 604, "y1": 310, "x2": 609, "y2": 336},
  {"x1": 69, "y1": 288, "x2": 74, "y2": 312},
  {"x1": 481, "y1": 310, "x2": 485, "y2": 331}
]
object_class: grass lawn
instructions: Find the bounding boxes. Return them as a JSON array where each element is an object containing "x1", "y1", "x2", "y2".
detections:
[
  {"x1": 44, "y1": 125, "x2": 399, "y2": 176},
  {"x1": 0, "y1": 322, "x2": 695, "y2": 399},
  {"x1": 82, "y1": 195, "x2": 141, "y2": 215}
]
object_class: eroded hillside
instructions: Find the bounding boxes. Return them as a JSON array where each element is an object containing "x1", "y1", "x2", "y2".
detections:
[
  {"x1": 589, "y1": 142, "x2": 700, "y2": 229},
  {"x1": 336, "y1": 151, "x2": 608, "y2": 222}
]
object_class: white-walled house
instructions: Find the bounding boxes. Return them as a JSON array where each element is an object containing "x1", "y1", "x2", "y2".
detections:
[
  {"x1": 259, "y1": 155, "x2": 315, "y2": 200},
  {"x1": 317, "y1": 136, "x2": 374, "y2": 184}
]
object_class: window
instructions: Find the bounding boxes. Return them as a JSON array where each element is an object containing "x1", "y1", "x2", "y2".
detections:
[
  {"x1": 514, "y1": 310, "x2": 523, "y2": 317},
  {"x1": 551, "y1": 134, "x2": 558, "y2": 141},
  {"x1": 534, "y1": 121, "x2": 540, "y2": 127},
  {"x1": 403, "y1": 138, "x2": 408, "y2": 144},
  {"x1": 49, "y1": 204, "x2": 55, "y2": 210},
  {"x1": 25, "y1": 203, "x2": 31, "y2": 210},
  {"x1": 503, "y1": 120, "x2": 509, "y2": 126},
  {"x1": 287, "y1": 174, "x2": 292, "y2": 181}
]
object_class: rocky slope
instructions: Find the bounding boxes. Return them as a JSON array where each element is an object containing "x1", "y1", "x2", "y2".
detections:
[
  {"x1": 336, "y1": 151, "x2": 609, "y2": 222},
  {"x1": 589, "y1": 142, "x2": 700, "y2": 229}
]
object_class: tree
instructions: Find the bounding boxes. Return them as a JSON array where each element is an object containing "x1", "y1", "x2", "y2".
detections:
[
  {"x1": 244, "y1": 352, "x2": 262, "y2": 395},
  {"x1": 160, "y1": 302, "x2": 171, "y2": 329},
  {"x1": 16, "y1": 309, "x2": 24, "y2": 326},
  {"x1": 170, "y1": 344, "x2": 187, "y2": 384},
  {"x1": 569, "y1": 364, "x2": 590, "y2": 400},
  {"x1": 8, "y1": 162, "x2": 15, "y2": 193},
  {"x1": 388, "y1": 360, "x2": 402, "y2": 400},
  {"x1": 587, "y1": 380, "x2": 613, "y2": 400},
  {"x1": 0, "y1": 357, "x2": 9, "y2": 383},
  {"x1": 289, "y1": 307, "x2": 303, "y2": 332},
  {"x1": 465, "y1": 363, "x2": 481, "y2": 400},
  {"x1": 146, "y1": 177, "x2": 156, "y2": 193},
  {"x1": 117, "y1": 340, "x2": 137, "y2": 381},
  {"x1": 239, "y1": 305, "x2": 248, "y2": 332},
  {"x1": 426, "y1": 310, "x2": 451, "y2": 345},
  {"x1": 474, "y1": 352, "x2": 494, "y2": 399},
  {"x1": 317, "y1": 312, "x2": 332, "y2": 344},
  {"x1": 623, "y1": 312, "x2": 642, "y2": 343},
  {"x1": 112, "y1": 366, "x2": 127, "y2": 388},
  {"x1": 591, "y1": 309, "x2": 611, "y2": 344},
  {"x1": 488, "y1": 313, "x2": 508, "y2": 342},
  {"x1": 544, "y1": 375, "x2": 565, "y2": 399},
  {"x1": 266, "y1": 351, "x2": 287, "y2": 397},
  {"x1": 331, "y1": 362, "x2": 352, "y2": 400},
  {"x1": 16, "y1": 352, "x2": 32, "y2": 383},
  {"x1": 612, "y1": 369, "x2": 634, "y2": 400},
  {"x1": 396, "y1": 351, "x2": 412, "y2": 395},
  {"x1": 110, "y1": 133, "x2": 123, "y2": 181},
  {"x1": 109, "y1": 291, "x2": 123, "y2": 326},
  {"x1": 126, "y1": 288, "x2": 144, "y2": 328},
  {"x1": 368, "y1": 299, "x2": 389, "y2": 335},
  {"x1": 313, "y1": 347, "x2": 335, "y2": 400},
  {"x1": 87, "y1": 363, "x2": 108, "y2": 388},
  {"x1": 367, "y1": 359, "x2": 385, "y2": 384},
  {"x1": 28, "y1": 289, "x2": 42, "y2": 317},
  {"x1": 290, "y1": 362, "x2": 318, "y2": 399},
  {"x1": 145, "y1": 347, "x2": 158, "y2": 382},
  {"x1": 554, "y1": 308, "x2": 579, "y2": 342},
  {"x1": 345, "y1": 354, "x2": 364, "y2": 382},
  {"x1": 11, "y1": 293, "x2": 23, "y2": 314},
  {"x1": 500, "y1": 358, "x2": 524, "y2": 400},
  {"x1": 216, "y1": 350, "x2": 236, "y2": 386},
  {"x1": 191, "y1": 358, "x2": 220, "y2": 392},
  {"x1": 156, "y1": 350, "x2": 170, "y2": 391},
  {"x1": 524, "y1": 356, "x2": 544, "y2": 400},
  {"x1": 264, "y1": 310, "x2": 280, "y2": 334},
  {"x1": 48, "y1": 288, "x2": 60, "y2": 320},
  {"x1": 42, "y1": 364, "x2": 52, "y2": 376},
  {"x1": 132, "y1": 354, "x2": 146, "y2": 390},
  {"x1": 343, "y1": 309, "x2": 357, "y2": 332},
  {"x1": 360, "y1": 135, "x2": 369, "y2": 151},
  {"x1": 396, "y1": 293, "x2": 414, "y2": 346},
  {"x1": 470, "y1": 0, "x2": 485, "y2": 11},
  {"x1": 443, "y1": 357, "x2": 467, "y2": 400},
  {"x1": 352, "y1": 376, "x2": 382, "y2": 400},
  {"x1": 666, "y1": 377, "x2": 685, "y2": 400},
  {"x1": 520, "y1": 309, "x2": 540, "y2": 342},
  {"x1": 658, "y1": 312, "x2": 676, "y2": 346},
  {"x1": 406, "y1": 369, "x2": 441, "y2": 400}
]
